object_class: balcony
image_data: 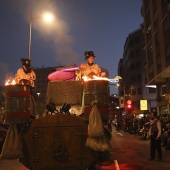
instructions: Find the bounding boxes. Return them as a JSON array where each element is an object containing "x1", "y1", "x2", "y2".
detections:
[{"x1": 155, "y1": 66, "x2": 170, "y2": 83}]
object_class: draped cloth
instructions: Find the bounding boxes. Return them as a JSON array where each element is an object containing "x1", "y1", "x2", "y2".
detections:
[
  {"x1": 86, "y1": 100, "x2": 111, "y2": 152},
  {"x1": 0, "y1": 125, "x2": 23, "y2": 159}
]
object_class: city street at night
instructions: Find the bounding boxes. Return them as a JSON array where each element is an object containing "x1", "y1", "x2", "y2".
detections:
[
  {"x1": 0, "y1": 1, "x2": 170, "y2": 170},
  {"x1": 1, "y1": 126, "x2": 170, "y2": 170},
  {"x1": 110, "y1": 127, "x2": 170, "y2": 170}
]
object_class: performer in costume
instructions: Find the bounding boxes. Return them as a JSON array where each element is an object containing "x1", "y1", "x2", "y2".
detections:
[
  {"x1": 15, "y1": 58, "x2": 36, "y2": 117},
  {"x1": 76, "y1": 51, "x2": 105, "y2": 80},
  {"x1": 15, "y1": 58, "x2": 36, "y2": 88}
]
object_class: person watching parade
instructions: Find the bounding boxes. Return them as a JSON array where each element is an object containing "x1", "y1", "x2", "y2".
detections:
[
  {"x1": 15, "y1": 58, "x2": 36, "y2": 88},
  {"x1": 148, "y1": 112, "x2": 162, "y2": 161},
  {"x1": 76, "y1": 51, "x2": 105, "y2": 80}
]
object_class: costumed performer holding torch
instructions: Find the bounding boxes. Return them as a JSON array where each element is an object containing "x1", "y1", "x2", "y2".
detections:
[
  {"x1": 15, "y1": 58, "x2": 36, "y2": 117},
  {"x1": 76, "y1": 51, "x2": 106, "y2": 80},
  {"x1": 77, "y1": 52, "x2": 113, "y2": 167}
]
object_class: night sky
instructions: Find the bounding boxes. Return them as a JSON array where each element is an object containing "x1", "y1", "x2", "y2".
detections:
[{"x1": 0, "y1": 0, "x2": 143, "y2": 94}]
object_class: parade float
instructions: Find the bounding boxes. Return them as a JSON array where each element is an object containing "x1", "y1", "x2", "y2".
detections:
[{"x1": 1, "y1": 66, "x2": 121, "y2": 170}]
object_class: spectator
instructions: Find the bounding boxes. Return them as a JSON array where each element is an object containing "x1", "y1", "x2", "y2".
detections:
[{"x1": 148, "y1": 112, "x2": 162, "y2": 161}]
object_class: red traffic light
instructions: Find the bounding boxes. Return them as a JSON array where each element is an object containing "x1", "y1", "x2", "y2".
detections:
[
  {"x1": 127, "y1": 104, "x2": 132, "y2": 109},
  {"x1": 126, "y1": 100, "x2": 133, "y2": 110}
]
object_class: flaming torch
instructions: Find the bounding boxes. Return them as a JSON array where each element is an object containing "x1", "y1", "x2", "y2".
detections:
[
  {"x1": 4, "y1": 78, "x2": 31, "y2": 124},
  {"x1": 5, "y1": 79, "x2": 16, "y2": 86},
  {"x1": 82, "y1": 75, "x2": 122, "y2": 83}
]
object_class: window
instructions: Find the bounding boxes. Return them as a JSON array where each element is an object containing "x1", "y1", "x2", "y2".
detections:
[
  {"x1": 131, "y1": 51, "x2": 135, "y2": 58},
  {"x1": 131, "y1": 76, "x2": 136, "y2": 82},
  {"x1": 135, "y1": 49, "x2": 140, "y2": 56},
  {"x1": 152, "y1": 0, "x2": 157, "y2": 12},
  {"x1": 137, "y1": 74, "x2": 142, "y2": 81},
  {"x1": 135, "y1": 37, "x2": 139, "y2": 44},
  {"x1": 148, "y1": 45, "x2": 153, "y2": 54},
  {"x1": 138, "y1": 88, "x2": 142, "y2": 94},
  {"x1": 136, "y1": 61, "x2": 141, "y2": 68},
  {"x1": 149, "y1": 87, "x2": 156, "y2": 93},
  {"x1": 121, "y1": 99, "x2": 124, "y2": 104},
  {"x1": 165, "y1": 43, "x2": 170, "y2": 63},
  {"x1": 155, "y1": 32, "x2": 160, "y2": 44},
  {"x1": 149, "y1": 71, "x2": 154, "y2": 81},
  {"x1": 154, "y1": 19, "x2": 158, "y2": 32},
  {"x1": 162, "y1": 0, "x2": 168, "y2": 4},
  {"x1": 162, "y1": 85, "x2": 167, "y2": 95},
  {"x1": 147, "y1": 45, "x2": 153, "y2": 66},
  {"x1": 157, "y1": 63, "x2": 162, "y2": 74},
  {"x1": 131, "y1": 64, "x2": 135, "y2": 70},
  {"x1": 120, "y1": 90, "x2": 124, "y2": 96},
  {"x1": 132, "y1": 89, "x2": 137, "y2": 95},
  {"x1": 130, "y1": 40, "x2": 134, "y2": 46}
]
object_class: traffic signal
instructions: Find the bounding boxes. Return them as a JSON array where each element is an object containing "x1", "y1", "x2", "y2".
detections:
[
  {"x1": 126, "y1": 100, "x2": 133, "y2": 110},
  {"x1": 127, "y1": 104, "x2": 132, "y2": 109}
]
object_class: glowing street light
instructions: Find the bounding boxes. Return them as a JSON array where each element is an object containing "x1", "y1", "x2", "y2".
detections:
[
  {"x1": 43, "y1": 13, "x2": 53, "y2": 22},
  {"x1": 28, "y1": 12, "x2": 54, "y2": 59},
  {"x1": 37, "y1": 92, "x2": 40, "y2": 99}
]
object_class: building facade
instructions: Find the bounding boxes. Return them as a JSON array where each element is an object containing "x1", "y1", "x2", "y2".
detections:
[
  {"x1": 118, "y1": 28, "x2": 157, "y2": 117},
  {"x1": 33, "y1": 66, "x2": 56, "y2": 103},
  {"x1": 141, "y1": 0, "x2": 170, "y2": 115}
]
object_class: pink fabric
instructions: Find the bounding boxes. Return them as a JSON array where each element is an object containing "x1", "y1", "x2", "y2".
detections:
[{"x1": 48, "y1": 70, "x2": 75, "y2": 81}]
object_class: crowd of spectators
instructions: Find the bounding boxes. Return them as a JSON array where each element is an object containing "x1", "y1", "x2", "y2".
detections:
[
  {"x1": 1, "y1": 113, "x2": 170, "y2": 153},
  {"x1": 112, "y1": 114, "x2": 170, "y2": 150},
  {"x1": 0, "y1": 115, "x2": 8, "y2": 153}
]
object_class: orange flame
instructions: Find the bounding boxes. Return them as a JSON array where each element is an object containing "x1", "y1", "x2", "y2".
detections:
[
  {"x1": 82, "y1": 75, "x2": 122, "y2": 83},
  {"x1": 5, "y1": 79, "x2": 16, "y2": 86}
]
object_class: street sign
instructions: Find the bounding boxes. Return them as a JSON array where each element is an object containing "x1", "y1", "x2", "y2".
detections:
[
  {"x1": 127, "y1": 100, "x2": 132, "y2": 104},
  {"x1": 140, "y1": 100, "x2": 148, "y2": 110}
]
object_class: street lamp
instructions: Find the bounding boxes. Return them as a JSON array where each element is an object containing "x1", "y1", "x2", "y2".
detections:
[
  {"x1": 116, "y1": 106, "x2": 120, "y2": 117},
  {"x1": 28, "y1": 12, "x2": 54, "y2": 59},
  {"x1": 37, "y1": 92, "x2": 40, "y2": 100},
  {"x1": 36, "y1": 92, "x2": 41, "y2": 118}
]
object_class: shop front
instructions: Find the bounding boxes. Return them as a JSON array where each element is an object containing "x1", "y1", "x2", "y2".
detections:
[{"x1": 157, "y1": 99, "x2": 170, "y2": 116}]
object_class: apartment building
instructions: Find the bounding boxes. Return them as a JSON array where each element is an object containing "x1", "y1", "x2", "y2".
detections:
[
  {"x1": 118, "y1": 28, "x2": 156, "y2": 117},
  {"x1": 141, "y1": 0, "x2": 170, "y2": 115}
]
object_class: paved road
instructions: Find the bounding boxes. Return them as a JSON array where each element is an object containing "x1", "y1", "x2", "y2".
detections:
[
  {"x1": 0, "y1": 127, "x2": 170, "y2": 170},
  {"x1": 111, "y1": 127, "x2": 170, "y2": 170}
]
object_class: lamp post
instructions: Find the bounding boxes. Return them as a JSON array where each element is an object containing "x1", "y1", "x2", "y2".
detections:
[
  {"x1": 28, "y1": 13, "x2": 54, "y2": 59},
  {"x1": 36, "y1": 92, "x2": 40, "y2": 118},
  {"x1": 116, "y1": 106, "x2": 120, "y2": 118},
  {"x1": 37, "y1": 92, "x2": 40, "y2": 101},
  {"x1": 28, "y1": 14, "x2": 32, "y2": 60}
]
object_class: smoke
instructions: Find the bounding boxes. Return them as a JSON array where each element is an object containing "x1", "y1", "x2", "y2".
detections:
[
  {"x1": 34, "y1": 14, "x2": 80, "y2": 65},
  {"x1": 8, "y1": 0, "x2": 80, "y2": 66}
]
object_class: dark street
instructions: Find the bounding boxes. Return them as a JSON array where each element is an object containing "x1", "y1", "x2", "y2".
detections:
[
  {"x1": 111, "y1": 127, "x2": 170, "y2": 170},
  {"x1": 0, "y1": 126, "x2": 170, "y2": 170}
]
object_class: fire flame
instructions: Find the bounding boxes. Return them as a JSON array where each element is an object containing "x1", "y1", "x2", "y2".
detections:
[
  {"x1": 5, "y1": 79, "x2": 16, "y2": 86},
  {"x1": 82, "y1": 75, "x2": 122, "y2": 83}
]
